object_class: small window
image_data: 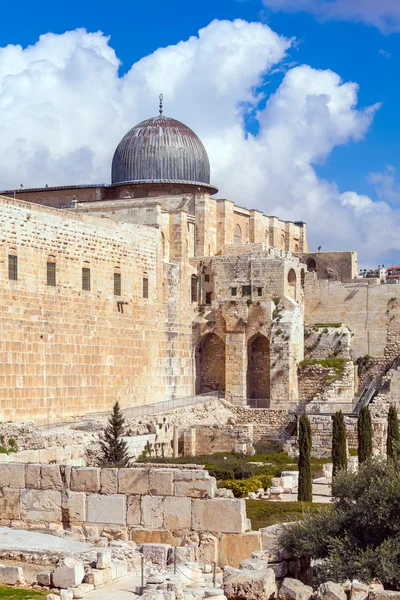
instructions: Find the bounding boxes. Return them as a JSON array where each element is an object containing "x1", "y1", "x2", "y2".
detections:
[
  {"x1": 47, "y1": 262, "x2": 56, "y2": 287},
  {"x1": 257, "y1": 287, "x2": 263, "y2": 297},
  {"x1": 242, "y1": 285, "x2": 251, "y2": 297},
  {"x1": 114, "y1": 272, "x2": 121, "y2": 296},
  {"x1": 231, "y1": 287, "x2": 237, "y2": 297},
  {"x1": 191, "y1": 277, "x2": 198, "y2": 303},
  {"x1": 8, "y1": 255, "x2": 17, "y2": 281},
  {"x1": 82, "y1": 267, "x2": 91, "y2": 291},
  {"x1": 143, "y1": 277, "x2": 149, "y2": 299},
  {"x1": 205, "y1": 292, "x2": 212, "y2": 305},
  {"x1": 204, "y1": 274, "x2": 210, "y2": 282}
]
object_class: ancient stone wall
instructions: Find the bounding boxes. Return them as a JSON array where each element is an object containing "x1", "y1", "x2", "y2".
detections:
[
  {"x1": 299, "y1": 252, "x2": 358, "y2": 281},
  {"x1": 304, "y1": 325, "x2": 351, "y2": 360},
  {"x1": 0, "y1": 196, "x2": 194, "y2": 423},
  {"x1": 233, "y1": 408, "x2": 291, "y2": 442},
  {"x1": 298, "y1": 361, "x2": 355, "y2": 403},
  {"x1": 0, "y1": 463, "x2": 250, "y2": 565},
  {"x1": 182, "y1": 424, "x2": 253, "y2": 456}
]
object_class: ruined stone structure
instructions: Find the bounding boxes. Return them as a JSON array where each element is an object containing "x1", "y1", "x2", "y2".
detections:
[{"x1": 0, "y1": 106, "x2": 397, "y2": 423}]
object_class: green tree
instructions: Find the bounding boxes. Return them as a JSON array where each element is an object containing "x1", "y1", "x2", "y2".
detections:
[
  {"x1": 332, "y1": 410, "x2": 347, "y2": 476},
  {"x1": 357, "y1": 406, "x2": 373, "y2": 464},
  {"x1": 279, "y1": 457, "x2": 400, "y2": 588},
  {"x1": 297, "y1": 414, "x2": 312, "y2": 502},
  {"x1": 99, "y1": 401, "x2": 130, "y2": 467},
  {"x1": 387, "y1": 405, "x2": 400, "y2": 460}
]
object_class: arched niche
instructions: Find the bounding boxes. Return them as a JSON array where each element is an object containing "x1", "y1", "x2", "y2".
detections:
[
  {"x1": 247, "y1": 334, "x2": 270, "y2": 400},
  {"x1": 195, "y1": 333, "x2": 226, "y2": 394}
]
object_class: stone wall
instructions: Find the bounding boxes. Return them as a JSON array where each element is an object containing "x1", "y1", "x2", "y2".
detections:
[
  {"x1": 0, "y1": 463, "x2": 250, "y2": 563},
  {"x1": 298, "y1": 251, "x2": 358, "y2": 281},
  {"x1": 304, "y1": 325, "x2": 351, "y2": 360},
  {"x1": 182, "y1": 424, "x2": 253, "y2": 456},
  {"x1": 298, "y1": 361, "x2": 355, "y2": 403},
  {"x1": 233, "y1": 408, "x2": 291, "y2": 443}
]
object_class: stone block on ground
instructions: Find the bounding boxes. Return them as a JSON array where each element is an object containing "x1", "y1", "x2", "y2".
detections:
[
  {"x1": 72, "y1": 583, "x2": 95, "y2": 598},
  {"x1": 351, "y1": 581, "x2": 369, "y2": 600},
  {"x1": 87, "y1": 494, "x2": 126, "y2": 525},
  {"x1": 369, "y1": 593, "x2": 400, "y2": 600},
  {"x1": 52, "y1": 558, "x2": 85, "y2": 589},
  {"x1": 47, "y1": 595, "x2": 60, "y2": 600},
  {"x1": 60, "y1": 591, "x2": 74, "y2": 600},
  {"x1": 163, "y1": 496, "x2": 192, "y2": 530},
  {"x1": 192, "y1": 499, "x2": 247, "y2": 534},
  {"x1": 260, "y1": 525, "x2": 292, "y2": 562},
  {"x1": 199, "y1": 533, "x2": 219, "y2": 565},
  {"x1": 168, "y1": 546, "x2": 196, "y2": 564},
  {"x1": 314, "y1": 582, "x2": 346, "y2": 600},
  {"x1": 269, "y1": 562, "x2": 288, "y2": 579},
  {"x1": 0, "y1": 565, "x2": 24, "y2": 585},
  {"x1": 70, "y1": 468, "x2": 100, "y2": 492},
  {"x1": 175, "y1": 477, "x2": 216, "y2": 498},
  {"x1": 118, "y1": 468, "x2": 149, "y2": 494},
  {"x1": 141, "y1": 543, "x2": 171, "y2": 569},
  {"x1": 97, "y1": 549, "x2": 112, "y2": 569},
  {"x1": 37, "y1": 571, "x2": 52, "y2": 586},
  {"x1": 131, "y1": 530, "x2": 180, "y2": 547},
  {"x1": 220, "y1": 532, "x2": 262, "y2": 568},
  {"x1": 112, "y1": 559, "x2": 128, "y2": 579},
  {"x1": 20, "y1": 489, "x2": 62, "y2": 522},
  {"x1": 149, "y1": 470, "x2": 174, "y2": 496},
  {"x1": 278, "y1": 578, "x2": 313, "y2": 600},
  {"x1": 141, "y1": 495, "x2": 164, "y2": 529},
  {"x1": 84, "y1": 569, "x2": 104, "y2": 587},
  {"x1": 224, "y1": 567, "x2": 277, "y2": 600}
]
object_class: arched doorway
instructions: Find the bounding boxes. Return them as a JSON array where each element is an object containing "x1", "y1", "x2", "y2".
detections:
[
  {"x1": 196, "y1": 334, "x2": 226, "y2": 394},
  {"x1": 306, "y1": 258, "x2": 317, "y2": 272},
  {"x1": 247, "y1": 334, "x2": 270, "y2": 399},
  {"x1": 234, "y1": 224, "x2": 242, "y2": 245}
]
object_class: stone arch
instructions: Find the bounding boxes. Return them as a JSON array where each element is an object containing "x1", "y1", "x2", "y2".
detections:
[
  {"x1": 134, "y1": 187, "x2": 148, "y2": 198},
  {"x1": 196, "y1": 333, "x2": 226, "y2": 394},
  {"x1": 234, "y1": 224, "x2": 242, "y2": 245},
  {"x1": 306, "y1": 258, "x2": 317, "y2": 272},
  {"x1": 288, "y1": 269, "x2": 296, "y2": 287},
  {"x1": 281, "y1": 234, "x2": 286, "y2": 250},
  {"x1": 294, "y1": 243, "x2": 299, "y2": 252},
  {"x1": 247, "y1": 334, "x2": 270, "y2": 399}
]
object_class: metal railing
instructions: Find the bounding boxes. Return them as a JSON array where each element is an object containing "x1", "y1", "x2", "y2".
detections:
[{"x1": 246, "y1": 398, "x2": 270, "y2": 409}]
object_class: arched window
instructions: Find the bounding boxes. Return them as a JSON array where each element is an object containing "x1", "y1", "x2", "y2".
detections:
[
  {"x1": 294, "y1": 244, "x2": 299, "y2": 252},
  {"x1": 306, "y1": 258, "x2": 317, "y2": 273},
  {"x1": 265, "y1": 229, "x2": 269, "y2": 241},
  {"x1": 46, "y1": 255, "x2": 56, "y2": 287},
  {"x1": 191, "y1": 276, "x2": 198, "y2": 303},
  {"x1": 281, "y1": 234, "x2": 286, "y2": 250},
  {"x1": 288, "y1": 269, "x2": 296, "y2": 287},
  {"x1": 234, "y1": 224, "x2": 242, "y2": 245}
]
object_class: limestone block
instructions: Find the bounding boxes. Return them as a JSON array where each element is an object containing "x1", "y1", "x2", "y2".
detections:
[
  {"x1": 101, "y1": 526, "x2": 128, "y2": 541},
  {"x1": 314, "y1": 582, "x2": 346, "y2": 600},
  {"x1": 0, "y1": 464, "x2": 25, "y2": 488},
  {"x1": 141, "y1": 496, "x2": 164, "y2": 529},
  {"x1": 26, "y1": 464, "x2": 41, "y2": 489},
  {"x1": 0, "y1": 565, "x2": 24, "y2": 585},
  {"x1": 60, "y1": 591, "x2": 74, "y2": 600},
  {"x1": 170, "y1": 546, "x2": 196, "y2": 564},
  {"x1": 73, "y1": 583, "x2": 95, "y2": 598},
  {"x1": 141, "y1": 544, "x2": 170, "y2": 569},
  {"x1": 0, "y1": 489, "x2": 20, "y2": 520},
  {"x1": 20, "y1": 489, "x2": 62, "y2": 522},
  {"x1": 199, "y1": 533, "x2": 219, "y2": 565},
  {"x1": 112, "y1": 559, "x2": 128, "y2": 579},
  {"x1": 130, "y1": 530, "x2": 180, "y2": 546},
  {"x1": 219, "y1": 532, "x2": 262, "y2": 568},
  {"x1": 260, "y1": 525, "x2": 292, "y2": 562},
  {"x1": 84, "y1": 569, "x2": 104, "y2": 586},
  {"x1": 174, "y1": 470, "x2": 209, "y2": 481},
  {"x1": 87, "y1": 494, "x2": 126, "y2": 525},
  {"x1": 240, "y1": 558, "x2": 269, "y2": 571},
  {"x1": 163, "y1": 496, "x2": 191, "y2": 530},
  {"x1": 97, "y1": 549, "x2": 112, "y2": 569},
  {"x1": 118, "y1": 468, "x2": 149, "y2": 494},
  {"x1": 41, "y1": 465, "x2": 63, "y2": 490},
  {"x1": 175, "y1": 478, "x2": 216, "y2": 498},
  {"x1": 149, "y1": 470, "x2": 174, "y2": 496},
  {"x1": 269, "y1": 562, "x2": 288, "y2": 579},
  {"x1": 52, "y1": 558, "x2": 85, "y2": 589},
  {"x1": 223, "y1": 567, "x2": 276, "y2": 600},
  {"x1": 69, "y1": 492, "x2": 86, "y2": 522},
  {"x1": 101, "y1": 469, "x2": 118, "y2": 494},
  {"x1": 70, "y1": 468, "x2": 100, "y2": 492},
  {"x1": 37, "y1": 571, "x2": 52, "y2": 586},
  {"x1": 47, "y1": 595, "x2": 60, "y2": 600},
  {"x1": 127, "y1": 495, "x2": 141, "y2": 526},
  {"x1": 368, "y1": 594, "x2": 400, "y2": 600},
  {"x1": 278, "y1": 578, "x2": 313, "y2": 600},
  {"x1": 192, "y1": 499, "x2": 247, "y2": 534},
  {"x1": 350, "y1": 582, "x2": 369, "y2": 600}
]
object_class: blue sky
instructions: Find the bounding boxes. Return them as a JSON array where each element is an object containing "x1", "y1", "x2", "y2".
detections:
[{"x1": 2, "y1": 0, "x2": 400, "y2": 266}]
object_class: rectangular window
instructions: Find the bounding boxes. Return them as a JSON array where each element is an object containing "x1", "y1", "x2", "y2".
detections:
[
  {"x1": 204, "y1": 274, "x2": 210, "y2": 282},
  {"x1": 231, "y1": 287, "x2": 237, "y2": 297},
  {"x1": 242, "y1": 285, "x2": 251, "y2": 297},
  {"x1": 191, "y1": 277, "x2": 198, "y2": 303},
  {"x1": 114, "y1": 272, "x2": 121, "y2": 296},
  {"x1": 47, "y1": 262, "x2": 56, "y2": 287},
  {"x1": 8, "y1": 255, "x2": 17, "y2": 281},
  {"x1": 143, "y1": 277, "x2": 149, "y2": 299},
  {"x1": 257, "y1": 287, "x2": 263, "y2": 297},
  {"x1": 82, "y1": 267, "x2": 91, "y2": 291},
  {"x1": 205, "y1": 291, "x2": 212, "y2": 305}
]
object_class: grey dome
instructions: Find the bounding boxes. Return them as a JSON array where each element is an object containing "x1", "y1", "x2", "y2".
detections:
[{"x1": 111, "y1": 115, "x2": 213, "y2": 187}]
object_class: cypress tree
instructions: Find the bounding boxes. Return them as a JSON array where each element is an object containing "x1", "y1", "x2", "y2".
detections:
[
  {"x1": 358, "y1": 406, "x2": 373, "y2": 464},
  {"x1": 387, "y1": 404, "x2": 400, "y2": 460},
  {"x1": 332, "y1": 410, "x2": 348, "y2": 476},
  {"x1": 298, "y1": 413, "x2": 312, "y2": 502},
  {"x1": 99, "y1": 401, "x2": 131, "y2": 467}
]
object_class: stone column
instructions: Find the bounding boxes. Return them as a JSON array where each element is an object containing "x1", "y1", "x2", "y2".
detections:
[
  {"x1": 173, "y1": 426, "x2": 179, "y2": 458},
  {"x1": 225, "y1": 332, "x2": 247, "y2": 405}
]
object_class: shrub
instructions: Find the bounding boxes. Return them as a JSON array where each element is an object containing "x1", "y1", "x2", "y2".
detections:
[
  {"x1": 358, "y1": 406, "x2": 372, "y2": 464},
  {"x1": 298, "y1": 414, "x2": 312, "y2": 502},
  {"x1": 219, "y1": 476, "x2": 264, "y2": 498},
  {"x1": 332, "y1": 410, "x2": 347, "y2": 476},
  {"x1": 99, "y1": 401, "x2": 130, "y2": 467},
  {"x1": 387, "y1": 405, "x2": 400, "y2": 460},
  {"x1": 246, "y1": 500, "x2": 327, "y2": 529}
]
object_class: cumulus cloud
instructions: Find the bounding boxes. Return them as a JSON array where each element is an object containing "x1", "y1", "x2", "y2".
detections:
[
  {"x1": 0, "y1": 20, "x2": 398, "y2": 265},
  {"x1": 262, "y1": 0, "x2": 400, "y2": 33}
]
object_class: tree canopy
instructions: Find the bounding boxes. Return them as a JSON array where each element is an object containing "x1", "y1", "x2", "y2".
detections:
[
  {"x1": 99, "y1": 401, "x2": 131, "y2": 467},
  {"x1": 297, "y1": 414, "x2": 312, "y2": 502},
  {"x1": 358, "y1": 406, "x2": 373, "y2": 464}
]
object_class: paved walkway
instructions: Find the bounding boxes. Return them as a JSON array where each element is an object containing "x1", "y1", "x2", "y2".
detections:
[{"x1": 86, "y1": 575, "x2": 141, "y2": 599}]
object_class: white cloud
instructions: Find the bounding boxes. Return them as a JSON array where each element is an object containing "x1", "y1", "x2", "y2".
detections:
[
  {"x1": 0, "y1": 20, "x2": 399, "y2": 264},
  {"x1": 262, "y1": 0, "x2": 400, "y2": 33}
]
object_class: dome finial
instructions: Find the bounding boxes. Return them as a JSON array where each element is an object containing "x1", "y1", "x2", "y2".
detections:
[{"x1": 159, "y1": 93, "x2": 163, "y2": 116}]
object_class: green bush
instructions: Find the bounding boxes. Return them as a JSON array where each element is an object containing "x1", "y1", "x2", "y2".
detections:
[
  {"x1": 246, "y1": 500, "x2": 327, "y2": 529},
  {"x1": 219, "y1": 476, "x2": 265, "y2": 498}
]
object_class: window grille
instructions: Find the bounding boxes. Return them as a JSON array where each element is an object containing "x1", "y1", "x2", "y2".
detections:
[
  {"x1": 242, "y1": 285, "x2": 251, "y2": 296},
  {"x1": 231, "y1": 287, "x2": 237, "y2": 297},
  {"x1": 257, "y1": 287, "x2": 263, "y2": 297},
  {"x1": 114, "y1": 272, "x2": 121, "y2": 296},
  {"x1": 204, "y1": 274, "x2": 210, "y2": 282},
  {"x1": 191, "y1": 277, "x2": 198, "y2": 303},
  {"x1": 205, "y1": 292, "x2": 212, "y2": 305},
  {"x1": 82, "y1": 267, "x2": 91, "y2": 291},
  {"x1": 143, "y1": 277, "x2": 149, "y2": 299},
  {"x1": 47, "y1": 262, "x2": 56, "y2": 287},
  {"x1": 8, "y1": 255, "x2": 17, "y2": 281}
]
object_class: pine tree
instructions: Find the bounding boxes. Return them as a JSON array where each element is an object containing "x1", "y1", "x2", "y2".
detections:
[
  {"x1": 99, "y1": 401, "x2": 131, "y2": 467},
  {"x1": 387, "y1": 405, "x2": 400, "y2": 460},
  {"x1": 298, "y1": 413, "x2": 312, "y2": 502},
  {"x1": 358, "y1": 406, "x2": 373, "y2": 464},
  {"x1": 332, "y1": 410, "x2": 348, "y2": 476}
]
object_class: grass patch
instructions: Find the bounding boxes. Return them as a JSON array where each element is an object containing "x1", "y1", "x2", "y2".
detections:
[
  {"x1": 298, "y1": 358, "x2": 351, "y2": 383},
  {"x1": 0, "y1": 587, "x2": 46, "y2": 599},
  {"x1": 246, "y1": 499, "x2": 328, "y2": 529}
]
